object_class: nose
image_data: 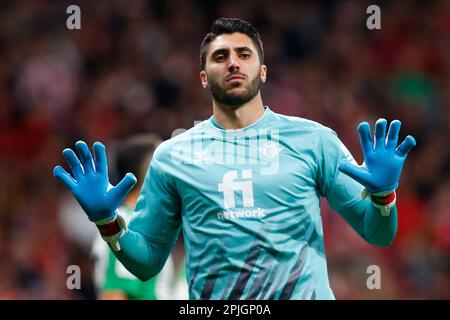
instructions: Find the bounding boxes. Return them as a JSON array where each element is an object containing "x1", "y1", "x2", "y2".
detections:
[{"x1": 227, "y1": 53, "x2": 240, "y2": 72}]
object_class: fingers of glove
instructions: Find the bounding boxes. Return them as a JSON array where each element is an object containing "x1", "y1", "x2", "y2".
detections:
[
  {"x1": 108, "y1": 173, "x2": 137, "y2": 205},
  {"x1": 357, "y1": 122, "x2": 373, "y2": 156},
  {"x1": 75, "y1": 141, "x2": 95, "y2": 175},
  {"x1": 338, "y1": 161, "x2": 373, "y2": 187},
  {"x1": 386, "y1": 120, "x2": 401, "y2": 150},
  {"x1": 53, "y1": 165, "x2": 77, "y2": 190},
  {"x1": 63, "y1": 148, "x2": 84, "y2": 179},
  {"x1": 93, "y1": 141, "x2": 107, "y2": 175},
  {"x1": 396, "y1": 135, "x2": 416, "y2": 157},
  {"x1": 374, "y1": 118, "x2": 387, "y2": 150}
]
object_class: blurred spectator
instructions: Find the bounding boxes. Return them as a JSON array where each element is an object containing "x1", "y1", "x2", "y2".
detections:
[{"x1": 90, "y1": 134, "x2": 187, "y2": 300}]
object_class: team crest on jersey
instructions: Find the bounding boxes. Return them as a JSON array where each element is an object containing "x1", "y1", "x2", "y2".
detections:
[{"x1": 259, "y1": 141, "x2": 282, "y2": 160}]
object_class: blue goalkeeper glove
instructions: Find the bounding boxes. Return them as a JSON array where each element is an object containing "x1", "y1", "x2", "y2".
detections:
[
  {"x1": 338, "y1": 118, "x2": 416, "y2": 194},
  {"x1": 53, "y1": 141, "x2": 137, "y2": 223}
]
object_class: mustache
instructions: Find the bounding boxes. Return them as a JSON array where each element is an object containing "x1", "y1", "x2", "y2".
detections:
[{"x1": 225, "y1": 72, "x2": 247, "y2": 81}]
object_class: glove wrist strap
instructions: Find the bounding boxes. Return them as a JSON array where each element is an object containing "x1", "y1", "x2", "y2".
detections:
[
  {"x1": 95, "y1": 211, "x2": 127, "y2": 251},
  {"x1": 97, "y1": 218, "x2": 122, "y2": 236},
  {"x1": 361, "y1": 189, "x2": 396, "y2": 217}
]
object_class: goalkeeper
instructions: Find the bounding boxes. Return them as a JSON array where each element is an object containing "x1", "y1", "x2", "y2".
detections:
[{"x1": 54, "y1": 18, "x2": 416, "y2": 299}]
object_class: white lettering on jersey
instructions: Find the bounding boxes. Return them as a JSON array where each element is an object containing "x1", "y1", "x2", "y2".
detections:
[{"x1": 218, "y1": 170, "x2": 254, "y2": 209}]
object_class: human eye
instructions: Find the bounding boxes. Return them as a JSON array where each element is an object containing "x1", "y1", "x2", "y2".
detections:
[
  {"x1": 240, "y1": 52, "x2": 251, "y2": 59},
  {"x1": 215, "y1": 55, "x2": 226, "y2": 62}
]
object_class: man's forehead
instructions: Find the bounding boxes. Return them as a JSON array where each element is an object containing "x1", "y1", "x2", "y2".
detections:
[{"x1": 208, "y1": 32, "x2": 256, "y2": 54}]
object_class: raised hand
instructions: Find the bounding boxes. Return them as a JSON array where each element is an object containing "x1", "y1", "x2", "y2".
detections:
[
  {"x1": 53, "y1": 141, "x2": 137, "y2": 222},
  {"x1": 338, "y1": 119, "x2": 416, "y2": 194}
]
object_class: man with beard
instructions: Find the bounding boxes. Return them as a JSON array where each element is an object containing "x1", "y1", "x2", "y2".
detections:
[{"x1": 54, "y1": 18, "x2": 416, "y2": 299}]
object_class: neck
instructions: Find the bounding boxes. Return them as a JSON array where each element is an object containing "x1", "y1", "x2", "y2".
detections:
[{"x1": 212, "y1": 93, "x2": 265, "y2": 129}]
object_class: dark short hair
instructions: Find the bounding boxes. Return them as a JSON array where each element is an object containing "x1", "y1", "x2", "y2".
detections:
[
  {"x1": 200, "y1": 17, "x2": 264, "y2": 70},
  {"x1": 116, "y1": 134, "x2": 162, "y2": 184}
]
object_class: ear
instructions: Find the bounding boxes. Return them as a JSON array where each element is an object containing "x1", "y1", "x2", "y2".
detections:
[
  {"x1": 260, "y1": 65, "x2": 267, "y2": 83},
  {"x1": 200, "y1": 71, "x2": 209, "y2": 88}
]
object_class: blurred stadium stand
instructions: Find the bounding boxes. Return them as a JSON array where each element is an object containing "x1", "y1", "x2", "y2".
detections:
[{"x1": 0, "y1": 0, "x2": 448, "y2": 299}]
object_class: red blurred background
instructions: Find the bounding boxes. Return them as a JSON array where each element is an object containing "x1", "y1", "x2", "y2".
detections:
[{"x1": 0, "y1": 0, "x2": 448, "y2": 299}]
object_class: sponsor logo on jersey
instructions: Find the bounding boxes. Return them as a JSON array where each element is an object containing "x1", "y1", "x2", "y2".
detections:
[
  {"x1": 217, "y1": 170, "x2": 265, "y2": 220},
  {"x1": 171, "y1": 129, "x2": 281, "y2": 175}
]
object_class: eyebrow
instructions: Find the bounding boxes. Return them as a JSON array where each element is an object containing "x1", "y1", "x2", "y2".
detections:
[{"x1": 210, "y1": 46, "x2": 253, "y2": 57}]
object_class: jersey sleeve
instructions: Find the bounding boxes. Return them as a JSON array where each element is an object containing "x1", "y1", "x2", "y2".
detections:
[
  {"x1": 317, "y1": 128, "x2": 364, "y2": 212},
  {"x1": 125, "y1": 144, "x2": 182, "y2": 271}
]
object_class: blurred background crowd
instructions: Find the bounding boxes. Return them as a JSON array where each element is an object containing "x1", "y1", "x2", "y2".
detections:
[{"x1": 0, "y1": 0, "x2": 449, "y2": 299}]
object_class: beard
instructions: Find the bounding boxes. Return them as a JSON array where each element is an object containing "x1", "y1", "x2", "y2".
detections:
[{"x1": 207, "y1": 72, "x2": 263, "y2": 109}]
